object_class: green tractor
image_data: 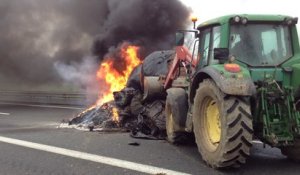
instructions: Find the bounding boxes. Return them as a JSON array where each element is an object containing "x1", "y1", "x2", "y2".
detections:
[{"x1": 163, "y1": 14, "x2": 300, "y2": 168}]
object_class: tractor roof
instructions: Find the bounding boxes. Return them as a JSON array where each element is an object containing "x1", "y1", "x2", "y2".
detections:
[{"x1": 197, "y1": 14, "x2": 292, "y2": 29}]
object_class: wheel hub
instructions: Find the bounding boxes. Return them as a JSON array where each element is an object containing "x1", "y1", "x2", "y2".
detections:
[{"x1": 205, "y1": 99, "x2": 221, "y2": 148}]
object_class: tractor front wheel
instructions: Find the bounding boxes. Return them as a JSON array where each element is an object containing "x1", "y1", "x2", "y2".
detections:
[
  {"x1": 193, "y1": 79, "x2": 253, "y2": 168},
  {"x1": 165, "y1": 88, "x2": 188, "y2": 144}
]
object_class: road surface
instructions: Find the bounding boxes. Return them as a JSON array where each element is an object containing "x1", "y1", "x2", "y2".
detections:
[{"x1": 0, "y1": 103, "x2": 299, "y2": 175}]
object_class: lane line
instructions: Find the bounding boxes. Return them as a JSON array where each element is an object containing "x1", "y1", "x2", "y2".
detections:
[
  {"x1": 0, "y1": 112, "x2": 10, "y2": 116},
  {"x1": 252, "y1": 140, "x2": 263, "y2": 144},
  {"x1": 0, "y1": 136, "x2": 190, "y2": 175},
  {"x1": 0, "y1": 102, "x2": 84, "y2": 110}
]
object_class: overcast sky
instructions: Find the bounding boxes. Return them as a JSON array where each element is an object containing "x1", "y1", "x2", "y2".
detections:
[{"x1": 181, "y1": 0, "x2": 299, "y2": 23}]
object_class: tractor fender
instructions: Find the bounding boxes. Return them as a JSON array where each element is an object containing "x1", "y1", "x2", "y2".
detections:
[{"x1": 190, "y1": 66, "x2": 256, "y2": 103}]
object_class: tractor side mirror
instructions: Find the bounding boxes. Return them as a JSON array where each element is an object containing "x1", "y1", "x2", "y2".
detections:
[
  {"x1": 214, "y1": 48, "x2": 229, "y2": 63},
  {"x1": 175, "y1": 32, "x2": 185, "y2": 46}
]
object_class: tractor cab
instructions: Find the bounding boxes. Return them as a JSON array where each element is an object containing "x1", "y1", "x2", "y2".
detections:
[
  {"x1": 229, "y1": 17, "x2": 294, "y2": 67},
  {"x1": 193, "y1": 15, "x2": 298, "y2": 67}
]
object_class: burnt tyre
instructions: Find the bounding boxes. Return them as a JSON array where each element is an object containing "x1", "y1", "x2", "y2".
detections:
[
  {"x1": 165, "y1": 88, "x2": 188, "y2": 144},
  {"x1": 193, "y1": 79, "x2": 253, "y2": 168}
]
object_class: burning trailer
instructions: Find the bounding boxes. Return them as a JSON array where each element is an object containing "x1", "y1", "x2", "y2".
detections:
[{"x1": 62, "y1": 45, "x2": 181, "y2": 140}]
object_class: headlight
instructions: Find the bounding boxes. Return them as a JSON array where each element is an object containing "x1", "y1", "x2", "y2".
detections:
[
  {"x1": 241, "y1": 17, "x2": 248, "y2": 24},
  {"x1": 233, "y1": 16, "x2": 241, "y2": 23}
]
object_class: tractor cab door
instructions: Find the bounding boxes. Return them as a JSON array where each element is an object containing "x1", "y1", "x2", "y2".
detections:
[
  {"x1": 174, "y1": 30, "x2": 200, "y2": 74},
  {"x1": 181, "y1": 31, "x2": 200, "y2": 67},
  {"x1": 198, "y1": 25, "x2": 221, "y2": 69},
  {"x1": 191, "y1": 38, "x2": 200, "y2": 68},
  {"x1": 184, "y1": 35, "x2": 200, "y2": 73}
]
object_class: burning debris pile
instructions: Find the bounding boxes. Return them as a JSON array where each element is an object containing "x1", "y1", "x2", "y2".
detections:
[
  {"x1": 62, "y1": 45, "x2": 175, "y2": 139},
  {"x1": 58, "y1": 0, "x2": 190, "y2": 139},
  {"x1": 65, "y1": 103, "x2": 119, "y2": 131}
]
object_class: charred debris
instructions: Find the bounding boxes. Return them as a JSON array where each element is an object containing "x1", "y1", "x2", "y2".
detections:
[{"x1": 63, "y1": 50, "x2": 175, "y2": 139}]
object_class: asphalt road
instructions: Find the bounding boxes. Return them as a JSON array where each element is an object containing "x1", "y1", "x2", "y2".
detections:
[{"x1": 0, "y1": 103, "x2": 299, "y2": 175}]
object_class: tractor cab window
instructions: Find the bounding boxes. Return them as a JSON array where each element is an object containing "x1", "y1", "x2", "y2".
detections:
[
  {"x1": 184, "y1": 32, "x2": 200, "y2": 64},
  {"x1": 210, "y1": 26, "x2": 221, "y2": 64},
  {"x1": 199, "y1": 28, "x2": 211, "y2": 67},
  {"x1": 192, "y1": 38, "x2": 200, "y2": 64},
  {"x1": 229, "y1": 24, "x2": 292, "y2": 66},
  {"x1": 198, "y1": 25, "x2": 221, "y2": 67}
]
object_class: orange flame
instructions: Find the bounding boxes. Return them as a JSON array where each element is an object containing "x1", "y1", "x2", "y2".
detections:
[
  {"x1": 96, "y1": 45, "x2": 141, "y2": 106},
  {"x1": 112, "y1": 107, "x2": 119, "y2": 122}
]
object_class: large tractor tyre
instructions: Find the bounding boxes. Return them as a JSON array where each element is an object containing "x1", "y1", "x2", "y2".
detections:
[
  {"x1": 193, "y1": 79, "x2": 253, "y2": 168},
  {"x1": 281, "y1": 140, "x2": 300, "y2": 161},
  {"x1": 165, "y1": 88, "x2": 188, "y2": 144}
]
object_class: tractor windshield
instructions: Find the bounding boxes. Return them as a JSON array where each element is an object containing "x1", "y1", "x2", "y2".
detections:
[{"x1": 229, "y1": 23, "x2": 292, "y2": 66}]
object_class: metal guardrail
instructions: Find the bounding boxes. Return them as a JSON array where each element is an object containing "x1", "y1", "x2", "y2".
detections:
[{"x1": 0, "y1": 91, "x2": 91, "y2": 106}]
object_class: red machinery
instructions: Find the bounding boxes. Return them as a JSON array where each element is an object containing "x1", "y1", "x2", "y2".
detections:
[{"x1": 164, "y1": 45, "x2": 198, "y2": 89}]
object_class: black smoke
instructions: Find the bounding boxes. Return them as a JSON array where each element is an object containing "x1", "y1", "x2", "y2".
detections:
[
  {"x1": 93, "y1": 0, "x2": 191, "y2": 61},
  {"x1": 0, "y1": 0, "x2": 190, "y2": 90}
]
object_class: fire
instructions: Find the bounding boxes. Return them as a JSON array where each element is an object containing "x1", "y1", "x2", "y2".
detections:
[
  {"x1": 96, "y1": 44, "x2": 141, "y2": 106},
  {"x1": 112, "y1": 107, "x2": 119, "y2": 122}
]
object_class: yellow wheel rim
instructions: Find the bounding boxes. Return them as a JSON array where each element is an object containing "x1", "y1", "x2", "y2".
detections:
[{"x1": 204, "y1": 98, "x2": 221, "y2": 149}]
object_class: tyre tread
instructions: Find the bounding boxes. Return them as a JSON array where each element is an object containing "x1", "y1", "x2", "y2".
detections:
[{"x1": 193, "y1": 79, "x2": 253, "y2": 169}]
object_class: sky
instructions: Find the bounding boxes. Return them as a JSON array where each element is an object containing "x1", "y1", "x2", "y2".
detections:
[{"x1": 181, "y1": 0, "x2": 299, "y2": 23}]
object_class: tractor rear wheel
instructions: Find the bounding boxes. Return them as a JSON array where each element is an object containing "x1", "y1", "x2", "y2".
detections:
[
  {"x1": 193, "y1": 79, "x2": 253, "y2": 168},
  {"x1": 165, "y1": 88, "x2": 188, "y2": 143}
]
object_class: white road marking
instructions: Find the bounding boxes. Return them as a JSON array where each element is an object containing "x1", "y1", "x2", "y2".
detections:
[
  {"x1": 0, "y1": 102, "x2": 84, "y2": 110},
  {"x1": 252, "y1": 140, "x2": 263, "y2": 144},
  {"x1": 0, "y1": 112, "x2": 10, "y2": 116},
  {"x1": 0, "y1": 136, "x2": 190, "y2": 175}
]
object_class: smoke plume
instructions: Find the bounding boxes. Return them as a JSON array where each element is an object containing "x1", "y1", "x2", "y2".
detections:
[
  {"x1": 0, "y1": 0, "x2": 190, "y2": 91},
  {"x1": 93, "y1": 0, "x2": 191, "y2": 60}
]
